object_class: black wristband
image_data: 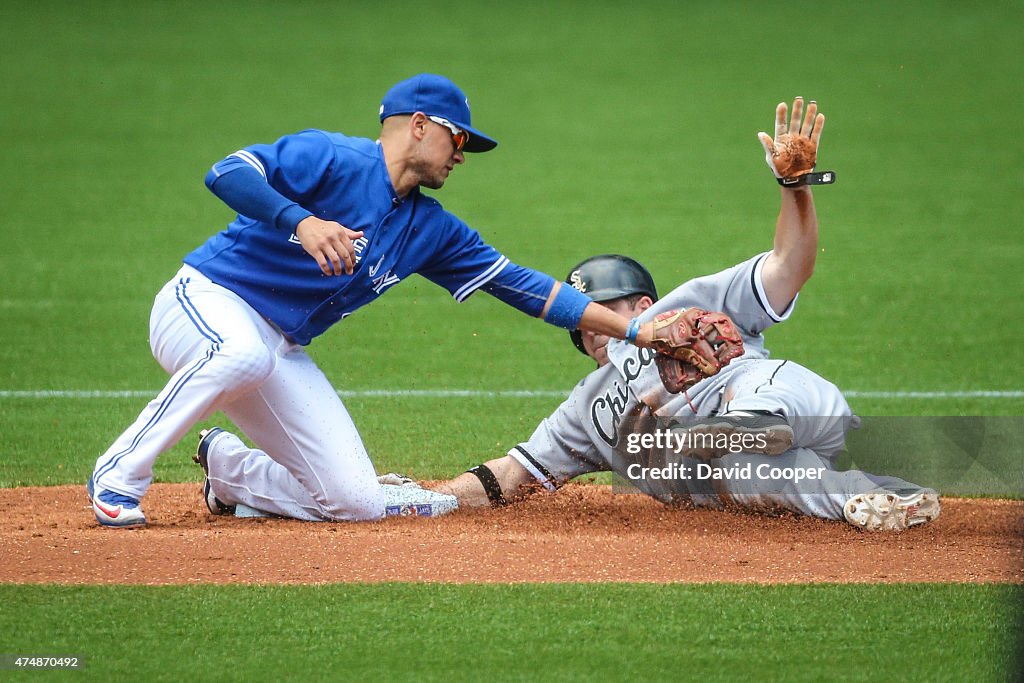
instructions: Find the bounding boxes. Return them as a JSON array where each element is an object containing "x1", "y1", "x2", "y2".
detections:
[
  {"x1": 778, "y1": 170, "x2": 836, "y2": 187},
  {"x1": 467, "y1": 464, "x2": 507, "y2": 507}
]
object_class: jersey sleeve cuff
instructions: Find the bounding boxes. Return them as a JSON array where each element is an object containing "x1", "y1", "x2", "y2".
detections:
[
  {"x1": 752, "y1": 252, "x2": 797, "y2": 322},
  {"x1": 276, "y1": 203, "x2": 314, "y2": 232},
  {"x1": 508, "y1": 446, "x2": 559, "y2": 492}
]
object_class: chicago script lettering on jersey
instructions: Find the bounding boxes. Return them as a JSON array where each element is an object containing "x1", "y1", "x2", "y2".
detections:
[{"x1": 589, "y1": 346, "x2": 657, "y2": 447}]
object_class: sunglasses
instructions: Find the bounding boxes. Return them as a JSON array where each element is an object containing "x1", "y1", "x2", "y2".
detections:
[{"x1": 427, "y1": 115, "x2": 469, "y2": 152}]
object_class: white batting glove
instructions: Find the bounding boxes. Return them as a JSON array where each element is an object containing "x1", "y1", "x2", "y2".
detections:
[{"x1": 377, "y1": 472, "x2": 420, "y2": 488}]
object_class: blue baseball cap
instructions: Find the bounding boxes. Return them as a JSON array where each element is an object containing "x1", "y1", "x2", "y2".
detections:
[{"x1": 379, "y1": 73, "x2": 498, "y2": 153}]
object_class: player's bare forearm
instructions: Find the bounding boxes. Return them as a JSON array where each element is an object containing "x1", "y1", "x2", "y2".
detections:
[
  {"x1": 774, "y1": 185, "x2": 819, "y2": 271},
  {"x1": 430, "y1": 472, "x2": 492, "y2": 507},
  {"x1": 429, "y1": 455, "x2": 540, "y2": 508},
  {"x1": 761, "y1": 186, "x2": 819, "y2": 314},
  {"x1": 757, "y1": 95, "x2": 827, "y2": 314},
  {"x1": 578, "y1": 300, "x2": 655, "y2": 346},
  {"x1": 539, "y1": 281, "x2": 656, "y2": 346}
]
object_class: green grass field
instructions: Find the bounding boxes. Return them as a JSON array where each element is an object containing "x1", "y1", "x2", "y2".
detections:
[
  {"x1": 1, "y1": 584, "x2": 1019, "y2": 682},
  {"x1": 1, "y1": 1, "x2": 1021, "y2": 680}
]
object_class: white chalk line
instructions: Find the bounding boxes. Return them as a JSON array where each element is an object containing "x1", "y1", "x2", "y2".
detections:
[{"x1": 0, "y1": 389, "x2": 1022, "y2": 400}]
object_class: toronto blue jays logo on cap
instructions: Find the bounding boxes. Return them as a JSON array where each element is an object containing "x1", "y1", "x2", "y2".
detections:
[{"x1": 379, "y1": 74, "x2": 498, "y2": 153}]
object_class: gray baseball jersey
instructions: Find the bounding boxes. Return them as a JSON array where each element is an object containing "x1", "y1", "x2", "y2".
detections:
[{"x1": 507, "y1": 253, "x2": 905, "y2": 520}]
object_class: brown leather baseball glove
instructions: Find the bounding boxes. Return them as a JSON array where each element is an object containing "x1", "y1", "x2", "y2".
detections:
[{"x1": 649, "y1": 308, "x2": 744, "y2": 393}]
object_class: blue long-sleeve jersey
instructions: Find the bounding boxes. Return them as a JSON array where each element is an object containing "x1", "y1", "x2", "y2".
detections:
[{"x1": 185, "y1": 129, "x2": 579, "y2": 345}]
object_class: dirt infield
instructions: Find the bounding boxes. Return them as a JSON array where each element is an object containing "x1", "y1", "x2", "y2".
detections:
[{"x1": 1, "y1": 483, "x2": 1021, "y2": 585}]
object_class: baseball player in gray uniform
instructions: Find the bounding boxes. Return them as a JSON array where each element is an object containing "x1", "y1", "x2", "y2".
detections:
[{"x1": 426, "y1": 97, "x2": 940, "y2": 531}]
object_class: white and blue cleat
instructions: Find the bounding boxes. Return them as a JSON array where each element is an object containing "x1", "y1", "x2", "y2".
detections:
[{"x1": 87, "y1": 476, "x2": 147, "y2": 528}]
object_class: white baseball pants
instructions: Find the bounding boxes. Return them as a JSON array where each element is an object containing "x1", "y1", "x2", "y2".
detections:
[{"x1": 92, "y1": 265, "x2": 385, "y2": 521}]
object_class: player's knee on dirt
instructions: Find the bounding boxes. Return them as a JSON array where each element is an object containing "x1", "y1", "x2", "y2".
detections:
[{"x1": 315, "y1": 481, "x2": 386, "y2": 522}]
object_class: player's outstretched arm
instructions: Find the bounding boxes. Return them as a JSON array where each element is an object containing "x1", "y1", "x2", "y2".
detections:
[
  {"x1": 541, "y1": 281, "x2": 659, "y2": 346},
  {"x1": 430, "y1": 455, "x2": 540, "y2": 508},
  {"x1": 758, "y1": 97, "x2": 825, "y2": 314}
]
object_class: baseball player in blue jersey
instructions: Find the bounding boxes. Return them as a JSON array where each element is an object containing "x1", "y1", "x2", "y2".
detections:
[
  {"x1": 87, "y1": 73, "x2": 669, "y2": 527},
  {"x1": 426, "y1": 97, "x2": 941, "y2": 531}
]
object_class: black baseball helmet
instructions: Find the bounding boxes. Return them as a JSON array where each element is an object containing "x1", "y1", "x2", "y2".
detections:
[{"x1": 566, "y1": 254, "x2": 658, "y2": 355}]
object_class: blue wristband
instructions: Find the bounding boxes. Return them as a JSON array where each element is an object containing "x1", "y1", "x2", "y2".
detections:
[
  {"x1": 625, "y1": 318, "x2": 641, "y2": 345},
  {"x1": 543, "y1": 283, "x2": 591, "y2": 330}
]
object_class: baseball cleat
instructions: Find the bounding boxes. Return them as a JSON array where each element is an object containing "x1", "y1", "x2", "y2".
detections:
[
  {"x1": 87, "y1": 476, "x2": 147, "y2": 528},
  {"x1": 233, "y1": 504, "x2": 273, "y2": 518},
  {"x1": 674, "y1": 410, "x2": 795, "y2": 459},
  {"x1": 193, "y1": 427, "x2": 235, "y2": 515},
  {"x1": 843, "y1": 490, "x2": 941, "y2": 531}
]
